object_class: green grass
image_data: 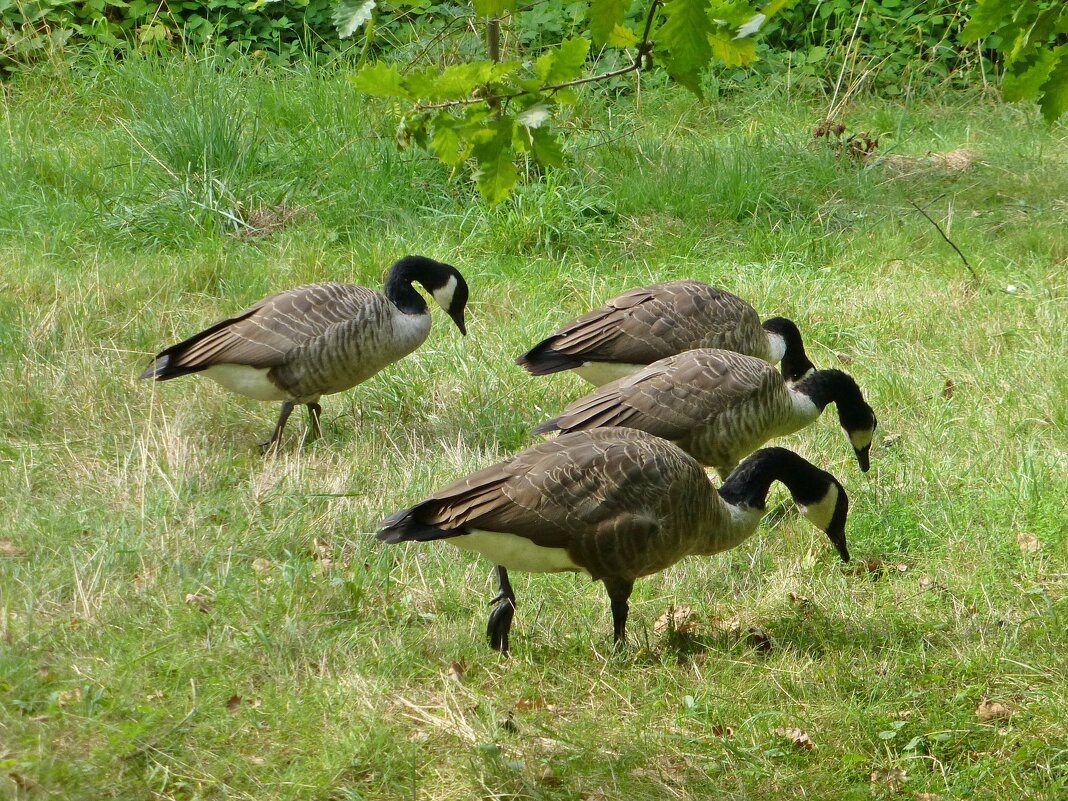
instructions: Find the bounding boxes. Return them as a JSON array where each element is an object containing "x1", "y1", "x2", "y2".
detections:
[{"x1": 1, "y1": 52, "x2": 1066, "y2": 800}]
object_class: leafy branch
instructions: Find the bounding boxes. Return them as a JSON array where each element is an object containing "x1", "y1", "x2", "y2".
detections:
[
  {"x1": 962, "y1": 0, "x2": 1068, "y2": 124},
  {"x1": 414, "y1": 1, "x2": 660, "y2": 113},
  {"x1": 343, "y1": 0, "x2": 796, "y2": 203}
]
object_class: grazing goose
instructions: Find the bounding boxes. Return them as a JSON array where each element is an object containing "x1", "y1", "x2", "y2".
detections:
[
  {"x1": 516, "y1": 280, "x2": 815, "y2": 385},
  {"x1": 141, "y1": 255, "x2": 469, "y2": 449},
  {"x1": 534, "y1": 348, "x2": 877, "y2": 479},
  {"x1": 377, "y1": 429, "x2": 850, "y2": 653}
]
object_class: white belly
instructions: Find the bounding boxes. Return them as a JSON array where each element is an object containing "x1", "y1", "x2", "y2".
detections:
[
  {"x1": 450, "y1": 529, "x2": 588, "y2": 575},
  {"x1": 572, "y1": 361, "x2": 645, "y2": 386},
  {"x1": 203, "y1": 364, "x2": 288, "y2": 401}
]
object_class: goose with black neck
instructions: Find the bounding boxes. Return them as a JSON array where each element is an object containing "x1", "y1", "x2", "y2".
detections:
[
  {"x1": 535, "y1": 348, "x2": 877, "y2": 479},
  {"x1": 140, "y1": 254, "x2": 469, "y2": 450},
  {"x1": 377, "y1": 428, "x2": 850, "y2": 654}
]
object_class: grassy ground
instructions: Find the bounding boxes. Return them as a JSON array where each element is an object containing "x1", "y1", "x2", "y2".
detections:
[{"x1": 1, "y1": 53, "x2": 1066, "y2": 800}]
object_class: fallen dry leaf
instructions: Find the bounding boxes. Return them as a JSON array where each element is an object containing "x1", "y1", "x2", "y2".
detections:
[
  {"x1": 184, "y1": 593, "x2": 210, "y2": 613},
  {"x1": 515, "y1": 697, "x2": 556, "y2": 712},
  {"x1": 313, "y1": 541, "x2": 331, "y2": 560},
  {"x1": 942, "y1": 379, "x2": 955, "y2": 399},
  {"x1": 835, "y1": 351, "x2": 854, "y2": 365},
  {"x1": 774, "y1": 726, "x2": 815, "y2": 750},
  {"x1": 8, "y1": 772, "x2": 34, "y2": 791},
  {"x1": 916, "y1": 794, "x2": 940, "y2": 801},
  {"x1": 1016, "y1": 531, "x2": 1041, "y2": 554},
  {"x1": 654, "y1": 604, "x2": 697, "y2": 636},
  {"x1": 847, "y1": 558, "x2": 889, "y2": 578},
  {"x1": 917, "y1": 576, "x2": 934, "y2": 591},
  {"x1": 252, "y1": 558, "x2": 272, "y2": 572},
  {"x1": 746, "y1": 626, "x2": 773, "y2": 653},
  {"x1": 54, "y1": 688, "x2": 82, "y2": 707},
  {"x1": 447, "y1": 661, "x2": 465, "y2": 684},
  {"x1": 881, "y1": 433, "x2": 902, "y2": 449},
  {"x1": 0, "y1": 538, "x2": 22, "y2": 556},
  {"x1": 976, "y1": 700, "x2": 1014, "y2": 721},
  {"x1": 538, "y1": 766, "x2": 561, "y2": 786},
  {"x1": 226, "y1": 694, "x2": 242, "y2": 714},
  {"x1": 788, "y1": 591, "x2": 811, "y2": 606},
  {"x1": 314, "y1": 559, "x2": 334, "y2": 575},
  {"x1": 871, "y1": 768, "x2": 907, "y2": 787}
]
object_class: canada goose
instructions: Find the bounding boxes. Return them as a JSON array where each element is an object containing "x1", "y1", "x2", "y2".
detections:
[
  {"x1": 516, "y1": 280, "x2": 814, "y2": 385},
  {"x1": 377, "y1": 429, "x2": 850, "y2": 653},
  {"x1": 534, "y1": 348, "x2": 877, "y2": 479},
  {"x1": 140, "y1": 255, "x2": 469, "y2": 449}
]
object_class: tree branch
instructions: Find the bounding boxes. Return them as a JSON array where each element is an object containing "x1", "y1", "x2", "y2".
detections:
[{"x1": 413, "y1": 0, "x2": 661, "y2": 113}]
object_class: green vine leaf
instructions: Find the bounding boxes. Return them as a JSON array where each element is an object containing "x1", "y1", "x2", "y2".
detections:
[
  {"x1": 535, "y1": 37, "x2": 591, "y2": 84},
  {"x1": 352, "y1": 62, "x2": 410, "y2": 98},
  {"x1": 472, "y1": 119, "x2": 519, "y2": 204},
  {"x1": 1038, "y1": 48, "x2": 1068, "y2": 123},
  {"x1": 334, "y1": 0, "x2": 375, "y2": 39},
  {"x1": 589, "y1": 0, "x2": 637, "y2": 47},
  {"x1": 472, "y1": 0, "x2": 517, "y2": 16}
]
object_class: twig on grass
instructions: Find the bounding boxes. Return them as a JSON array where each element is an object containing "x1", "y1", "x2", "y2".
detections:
[{"x1": 908, "y1": 199, "x2": 978, "y2": 283}]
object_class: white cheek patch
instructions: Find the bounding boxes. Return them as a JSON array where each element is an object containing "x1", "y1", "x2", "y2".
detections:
[
  {"x1": 450, "y1": 529, "x2": 587, "y2": 575},
  {"x1": 849, "y1": 428, "x2": 874, "y2": 450},
  {"x1": 799, "y1": 484, "x2": 838, "y2": 532},
  {"x1": 765, "y1": 331, "x2": 787, "y2": 364},
  {"x1": 431, "y1": 275, "x2": 458, "y2": 311}
]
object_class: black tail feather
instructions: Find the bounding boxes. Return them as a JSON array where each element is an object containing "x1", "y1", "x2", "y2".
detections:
[
  {"x1": 515, "y1": 341, "x2": 585, "y2": 376},
  {"x1": 376, "y1": 505, "x2": 462, "y2": 544}
]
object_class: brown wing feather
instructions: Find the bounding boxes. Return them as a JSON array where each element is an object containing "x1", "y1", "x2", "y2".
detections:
[
  {"x1": 539, "y1": 281, "x2": 764, "y2": 366},
  {"x1": 152, "y1": 283, "x2": 380, "y2": 373},
  {"x1": 539, "y1": 349, "x2": 775, "y2": 440}
]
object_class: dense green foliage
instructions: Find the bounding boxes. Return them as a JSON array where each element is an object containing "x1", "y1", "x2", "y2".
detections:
[
  {"x1": 962, "y1": 0, "x2": 1068, "y2": 123},
  {"x1": 1, "y1": 53, "x2": 1066, "y2": 799},
  {"x1": 0, "y1": 0, "x2": 339, "y2": 69}
]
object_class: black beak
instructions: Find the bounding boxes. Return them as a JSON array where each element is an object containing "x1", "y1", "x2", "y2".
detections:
[
  {"x1": 828, "y1": 523, "x2": 850, "y2": 562},
  {"x1": 450, "y1": 310, "x2": 467, "y2": 336},
  {"x1": 854, "y1": 444, "x2": 871, "y2": 472}
]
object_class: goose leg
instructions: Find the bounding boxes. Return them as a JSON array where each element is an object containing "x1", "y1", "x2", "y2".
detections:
[
  {"x1": 260, "y1": 400, "x2": 295, "y2": 453},
  {"x1": 486, "y1": 565, "x2": 516, "y2": 653},
  {"x1": 603, "y1": 578, "x2": 635, "y2": 647},
  {"x1": 306, "y1": 402, "x2": 323, "y2": 441}
]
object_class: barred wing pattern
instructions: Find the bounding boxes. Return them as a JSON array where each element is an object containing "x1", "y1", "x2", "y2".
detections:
[
  {"x1": 536, "y1": 350, "x2": 800, "y2": 475},
  {"x1": 378, "y1": 429, "x2": 726, "y2": 581},
  {"x1": 518, "y1": 281, "x2": 771, "y2": 373}
]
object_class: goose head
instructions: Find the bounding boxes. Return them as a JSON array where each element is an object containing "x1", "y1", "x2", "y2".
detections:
[
  {"x1": 387, "y1": 255, "x2": 470, "y2": 335},
  {"x1": 761, "y1": 316, "x2": 815, "y2": 382},
  {"x1": 720, "y1": 447, "x2": 850, "y2": 562},
  {"x1": 793, "y1": 369, "x2": 877, "y2": 472}
]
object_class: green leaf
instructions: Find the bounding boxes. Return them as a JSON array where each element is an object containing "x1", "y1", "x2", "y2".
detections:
[
  {"x1": 516, "y1": 103, "x2": 551, "y2": 129},
  {"x1": 1038, "y1": 47, "x2": 1068, "y2": 122},
  {"x1": 961, "y1": 0, "x2": 1017, "y2": 42},
  {"x1": 589, "y1": 0, "x2": 635, "y2": 47},
  {"x1": 352, "y1": 62, "x2": 410, "y2": 99},
  {"x1": 709, "y1": 28, "x2": 757, "y2": 66},
  {"x1": 760, "y1": 0, "x2": 797, "y2": 17},
  {"x1": 334, "y1": 0, "x2": 375, "y2": 39},
  {"x1": 472, "y1": 119, "x2": 518, "y2": 204},
  {"x1": 430, "y1": 123, "x2": 466, "y2": 167},
  {"x1": 1002, "y1": 48, "x2": 1056, "y2": 102},
  {"x1": 659, "y1": 0, "x2": 714, "y2": 95},
  {"x1": 472, "y1": 0, "x2": 516, "y2": 16},
  {"x1": 530, "y1": 127, "x2": 565, "y2": 168},
  {"x1": 535, "y1": 37, "x2": 591, "y2": 84}
]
